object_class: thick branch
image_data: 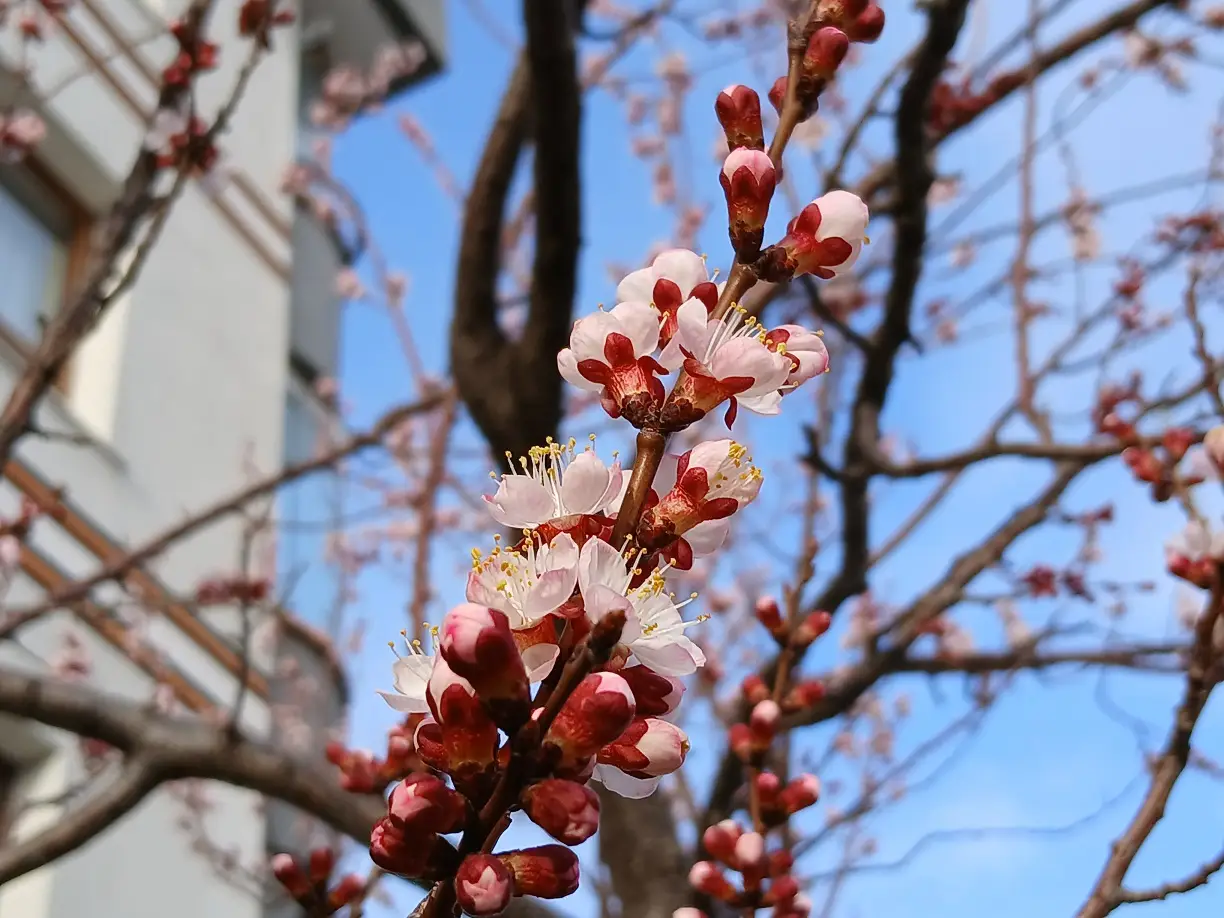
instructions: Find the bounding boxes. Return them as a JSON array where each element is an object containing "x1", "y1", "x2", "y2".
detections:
[{"x1": 897, "y1": 641, "x2": 1188, "y2": 676}]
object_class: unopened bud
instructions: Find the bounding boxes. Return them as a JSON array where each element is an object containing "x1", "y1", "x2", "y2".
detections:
[
  {"x1": 785, "y1": 679, "x2": 826, "y2": 711},
  {"x1": 455, "y1": 854, "x2": 514, "y2": 917},
  {"x1": 793, "y1": 610, "x2": 832, "y2": 647},
  {"x1": 689, "y1": 861, "x2": 738, "y2": 901},
  {"x1": 369, "y1": 818, "x2": 456, "y2": 880},
  {"x1": 619, "y1": 665, "x2": 685, "y2": 717},
  {"x1": 308, "y1": 847, "x2": 335, "y2": 883},
  {"x1": 702, "y1": 819, "x2": 743, "y2": 864},
  {"x1": 757, "y1": 191, "x2": 869, "y2": 283},
  {"x1": 598, "y1": 717, "x2": 690, "y2": 778},
  {"x1": 729, "y1": 722, "x2": 754, "y2": 761},
  {"x1": 547, "y1": 672, "x2": 637, "y2": 763},
  {"x1": 742, "y1": 673, "x2": 770, "y2": 704},
  {"x1": 755, "y1": 595, "x2": 783, "y2": 632},
  {"x1": 521, "y1": 779, "x2": 601, "y2": 845},
  {"x1": 768, "y1": 76, "x2": 788, "y2": 115},
  {"x1": 715, "y1": 84, "x2": 764, "y2": 151},
  {"x1": 327, "y1": 874, "x2": 365, "y2": 911},
  {"x1": 439, "y1": 604, "x2": 530, "y2": 726},
  {"x1": 734, "y1": 831, "x2": 766, "y2": 870},
  {"x1": 720, "y1": 148, "x2": 776, "y2": 261},
  {"x1": 500, "y1": 846, "x2": 580, "y2": 899},
  {"x1": 271, "y1": 853, "x2": 310, "y2": 899},
  {"x1": 387, "y1": 774, "x2": 467, "y2": 835},
  {"x1": 801, "y1": 26, "x2": 849, "y2": 86},
  {"x1": 769, "y1": 874, "x2": 800, "y2": 907},
  {"x1": 749, "y1": 700, "x2": 780, "y2": 743},
  {"x1": 779, "y1": 774, "x2": 821, "y2": 814},
  {"x1": 1163, "y1": 427, "x2": 1195, "y2": 464},
  {"x1": 674, "y1": 910, "x2": 708, "y2": 918}
]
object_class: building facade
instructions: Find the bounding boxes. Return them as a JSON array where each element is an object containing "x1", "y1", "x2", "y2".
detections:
[{"x1": 0, "y1": 2, "x2": 442, "y2": 916}]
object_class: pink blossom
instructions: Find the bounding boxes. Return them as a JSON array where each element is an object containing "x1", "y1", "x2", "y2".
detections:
[
  {"x1": 758, "y1": 190, "x2": 870, "y2": 282},
  {"x1": 595, "y1": 717, "x2": 690, "y2": 798},
  {"x1": 557, "y1": 302, "x2": 667, "y2": 426},
  {"x1": 615, "y1": 249, "x2": 720, "y2": 345},
  {"x1": 484, "y1": 440, "x2": 626, "y2": 530}
]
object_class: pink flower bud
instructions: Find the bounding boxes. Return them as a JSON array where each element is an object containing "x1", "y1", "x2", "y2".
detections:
[
  {"x1": 674, "y1": 910, "x2": 708, "y2": 918},
  {"x1": 369, "y1": 818, "x2": 456, "y2": 880},
  {"x1": 780, "y1": 774, "x2": 821, "y2": 814},
  {"x1": 755, "y1": 596, "x2": 783, "y2": 632},
  {"x1": 720, "y1": 148, "x2": 776, "y2": 260},
  {"x1": 750, "y1": 700, "x2": 780, "y2": 742},
  {"x1": 785, "y1": 679, "x2": 826, "y2": 711},
  {"x1": 271, "y1": 853, "x2": 310, "y2": 898},
  {"x1": 426, "y1": 659, "x2": 499, "y2": 772},
  {"x1": 500, "y1": 846, "x2": 580, "y2": 899},
  {"x1": 619, "y1": 665, "x2": 685, "y2": 717},
  {"x1": 456, "y1": 854, "x2": 514, "y2": 916},
  {"x1": 1163, "y1": 428, "x2": 1196, "y2": 464},
  {"x1": 769, "y1": 874, "x2": 800, "y2": 907},
  {"x1": 439, "y1": 604, "x2": 530, "y2": 724},
  {"x1": 688, "y1": 861, "x2": 737, "y2": 901},
  {"x1": 521, "y1": 779, "x2": 601, "y2": 845},
  {"x1": 597, "y1": 717, "x2": 690, "y2": 777},
  {"x1": 327, "y1": 874, "x2": 365, "y2": 910},
  {"x1": 758, "y1": 191, "x2": 869, "y2": 282},
  {"x1": 308, "y1": 847, "x2": 335, "y2": 882},
  {"x1": 793, "y1": 610, "x2": 833, "y2": 647},
  {"x1": 1205, "y1": 425, "x2": 1224, "y2": 473},
  {"x1": 715, "y1": 84, "x2": 764, "y2": 151},
  {"x1": 387, "y1": 774, "x2": 467, "y2": 835},
  {"x1": 734, "y1": 831, "x2": 766, "y2": 870},
  {"x1": 770, "y1": 849, "x2": 795, "y2": 876},
  {"x1": 702, "y1": 819, "x2": 743, "y2": 864},
  {"x1": 547, "y1": 672, "x2": 637, "y2": 762},
  {"x1": 742, "y1": 674, "x2": 770, "y2": 704}
]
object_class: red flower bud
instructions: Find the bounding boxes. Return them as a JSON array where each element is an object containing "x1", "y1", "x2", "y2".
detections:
[
  {"x1": 387, "y1": 774, "x2": 467, "y2": 835},
  {"x1": 769, "y1": 849, "x2": 794, "y2": 876},
  {"x1": 749, "y1": 700, "x2": 780, "y2": 743},
  {"x1": 521, "y1": 779, "x2": 601, "y2": 845},
  {"x1": 742, "y1": 674, "x2": 770, "y2": 704},
  {"x1": 689, "y1": 861, "x2": 738, "y2": 901},
  {"x1": 768, "y1": 76, "x2": 788, "y2": 115},
  {"x1": 734, "y1": 831, "x2": 766, "y2": 871},
  {"x1": 369, "y1": 818, "x2": 456, "y2": 880},
  {"x1": 619, "y1": 665, "x2": 685, "y2": 717},
  {"x1": 793, "y1": 610, "x2": 832, "y2": 647},
  {"x1": 845, "y1": 3, "x2": 885, "y2": 43},
  {"x1": 547, "y1": 672, "x2": 637, "y2": 763},
  {"x1": 327, "y1": 874, "x2": 365, "y2": 911},
  {"x1": 427, "y1": 659, "x2": 499, "y2": 772},
  {"x1": 597, "y1": 717, "x2": 690, "y2": 778},
  {"x1": 720, "y1": 148, "x2": 776, "y2": 261},
  {"x1": 456, "y1": 854, "x2": 515, "y2": 917},
  {"x1": 786, "y1": 679, "x2": 826, "y2": 710},
  {"x1": 715, "y1": 84, "x2": 764, "y2": 151},
  {"x1": 1122, "y1": 447, "x2": 1163, "y2": 484},
  {"x1": 702, "y1": 819, "x2": 743, "y2": 864},
  {"x1": 271, "y1": 853, "x2": 310, "y2": 899},
  {"x1": 1162, "y1": 427, "x2": 1195, "y2": 463},
  {"x1": 729, "y1": 722, "x2": 754, "y2": 761},
  {"x1": 500, "y1": 846, "x2": 580, "y2": 899},
  {"x1": 439, "y1": 604, "x2": 530, "y2": 726},
  {"x1": 755, "y1": 595, "x2": 783, "y2": 633},
  {"x1": 779, "y1": 774, "x2": 821, "y2": 815},
  {"x1": 308, "y1": 846, "x2": 335, "y2": 883},
  {"x1": 803, "y1": 27, "x2": 850, "y2": 83},
  {"x1": 769, "y1": 874, "x2": 800, "y2": 907}
]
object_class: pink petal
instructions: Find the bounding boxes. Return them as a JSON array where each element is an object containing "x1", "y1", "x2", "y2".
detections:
[
  {"x1": 609, "y1": 301, "x2": 661, "y2": 357},
  {"x1": 652, "y1": 249, "x2": 708, "y2": 295},
  {"x1": 616, "y1": 265, "x2": 656, "y2": 305},
  {"x1": 684, "y1": 519, "x2": 730, "y2": 555},
  {"x1": 521, "y1": 642, "x2": 560, "y2": 683},
  {"x1": 594, "y1": 764, "x2": 661, "y2": 799},
  {"x1": 559, "y1": 348, "x2": 604, "y2": 392},
  {"x1": 560, "y1": 450, "x2": 614, "y2": 514},
  {"x1": 486, "y1": 477, "x2": 556, "y2": 528}
]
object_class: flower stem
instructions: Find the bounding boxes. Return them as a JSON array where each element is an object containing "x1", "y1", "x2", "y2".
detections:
[{"x1": 610, "y1": 430, "x2": 666, "y2": 545}]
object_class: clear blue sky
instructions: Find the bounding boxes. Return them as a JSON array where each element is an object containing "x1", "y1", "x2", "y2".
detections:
[{"x1": 313, "y1": 2, "x2": 1224, "y2": 915}]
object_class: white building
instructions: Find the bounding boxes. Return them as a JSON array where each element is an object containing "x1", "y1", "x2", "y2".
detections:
[{"x1": 0, "y1": 2, "x2": 443, "y2": 916}]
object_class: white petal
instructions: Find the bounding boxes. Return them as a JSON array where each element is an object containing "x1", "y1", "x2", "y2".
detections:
[
  {"x1": 525, "y1": 565, "x2": 579, "y2": 618},
  {"x1": 592, "y1": 458, "x2": 626, "y2": 513},
  {"x1": 736, "y1": 391, "x2": 784, "y2": 415},
  {"x1": 675, "y1": 298, "x2": 714, "y2": 357},
  {"x1": 633, "y1": 637, "x2": 705, "y2": 676},
  {"x1": 813, "y1": 189, "x2": 869, "y2": 243},
  {"x1": 652, "y1": 249, "x2": 708, "y2": 295},
  {"x1": 709, "y1": 338, "x2": 789, "y2": 393},
  {"x1": 560, "y1": 450, "x2": 614, "y2": 514},
  {"x1": 583, "y1": 584, "x2": 636, "y2": 634},
  {"x1": 594, "y1": 764, "x2": 661, "y2": 799},
  {"x1": 378, "y1": 689, "x2": 429, "y2": 713},
  {"x1": 486, "y1": 477, "x2": 555, "y2": 528},
  {"x1": 540, "y1": 532, "x2": 580, "y2": 572},
  {"x1": 652, "y1": 454, "x2": 680, "y2": 496},
  {"x1": 610, "y1": 300, "x2": 661, "y2": 357},
  {"x1": 685, "y1": 518, "x2": 730, "y2": 555},
  {"x1": 521, "y1": 643, "x2": 560, "y2": 682},
  {"x1": 579, "y1": 537, "x2": 630, "y2": 594},
  {"x1": 465, "y1": 570, "x2": 502, "y2": 607},
  {"x1": 558, "y1": 348, "x2": 604, "y2": 392},
  {"x1": 569, "y1": 311, "x2": 620, "y2": 362},
  {"x1": 616, "y1": 266, "x2": 657, "y2": 305}
]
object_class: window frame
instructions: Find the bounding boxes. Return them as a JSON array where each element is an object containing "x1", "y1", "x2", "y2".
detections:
[{"x1": 0, "y1": 158, "x2": 95, "y2": 392}]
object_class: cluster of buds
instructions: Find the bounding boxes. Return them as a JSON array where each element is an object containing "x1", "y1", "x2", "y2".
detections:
[
  {"x1": 927, "y1": 71, "x2": 1026, "y2": 135},
  {"x1": 1166, "y1": 521, "x2": 1224, "y2": 591},
  {"x1": 238, "y1": 0, "x2": 295, "y2": 48},
  {"x1": 146, "y1": 109, "x2": 223, "y2": 181},
  {"x1": 270, "y1": 849, "x2": 364, "y2": 916},
  {"x1": 682, "y1": 601, "x2": 833, "y2": 918},
  {"x1": 194, "y1": 573, "x2": 270, "y2": 605},
  {"x1": 324, "y1": 715, "x2": 424, "y2": 792},
  {"x1": 165, "y1": 16, "x2": 219, "y2": 88},
  {"x1": 1121, "y1": 428, "x2": 1200, "y2": 503}
]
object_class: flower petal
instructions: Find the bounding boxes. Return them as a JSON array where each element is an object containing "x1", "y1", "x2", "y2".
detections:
[
  {"x1": 632, "y1": 636, "x2": 705, "y2": 676},
  {"x1": 684, "y1": 518, "x2": 730, "y2": 555},
  {"x1": 521, "y1": 642, "x2": 560, "y2": 683},
  {"x1": 610, "y1": 301, "x2": 661, "y2": 357},
  {"x1": 560, "y1": 450, "x2": 614, "y2": 514},
  {"x1": 675, "y1": 298, "x2": 714, "y2": 358},
  {"x1": 652, "y1": 249, "x2": 708, "y2": 295},
  {"x1": 486, "y1": 477, "x2": 556, "y2": 528},
  {"x1": 378, "y1": 689, "x2": 429, "y2": 713},
  {"x1": 594, "y1": 764, "x2": 661, "y2": 799},
  {"x1": 813, "y1": 189, "x2": 869, "y2": 243},
  {"x1": 525, "y1": 565, "x2": 579, "y2": 619},
  {"x1": 579, "y1": 538, "x2": 632, "y2": 595},
  {"x1": 735, "y1": 390, "x2": 783, "y2": 415},
  {"x1": 558, "y1": 348, "x2": 604, "y2": 392},
  {"x1": 616, "y1": 266, "x2": 656, "y2": 305}
]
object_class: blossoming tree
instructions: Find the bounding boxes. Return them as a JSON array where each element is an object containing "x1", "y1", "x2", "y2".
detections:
[{"x1": 1, "y1": 2, "x2": 1224, "y2": 918}]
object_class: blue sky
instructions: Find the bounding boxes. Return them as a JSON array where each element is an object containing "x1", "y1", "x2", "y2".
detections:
[{"x1": 302, "y1": 1, "x2": 1224, "y2": 915}]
